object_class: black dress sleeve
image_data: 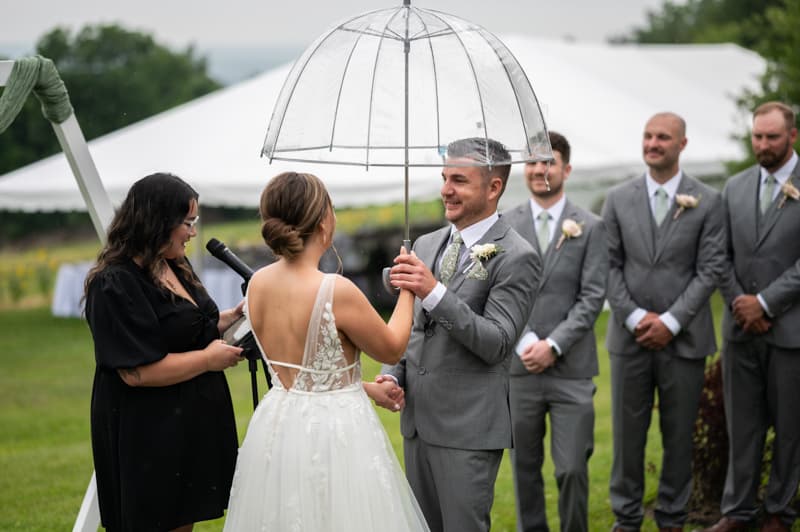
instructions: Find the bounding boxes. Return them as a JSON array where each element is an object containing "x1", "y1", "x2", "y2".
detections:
[{"x1": 86, "y1": 266, "x2": 168, "y2": 369}]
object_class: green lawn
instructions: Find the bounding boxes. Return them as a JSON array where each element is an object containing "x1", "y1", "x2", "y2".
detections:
[{"x1": 0, "y1": 304, "x2": 686, "y2": 531}]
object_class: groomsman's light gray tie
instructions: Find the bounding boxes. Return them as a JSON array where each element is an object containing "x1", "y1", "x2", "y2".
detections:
[
  {"x1": 439, "y1": 231, "x2": 463, "y2": 286},
  {"x1": 654, "y1": 187, "x2": 668, "y2": 225},
  {"x1": 537, "y1": 211, "x2": 551, "y2": 252},
  {"x1": 761, "y1": 174, "x2": 776, "y2": 215}
]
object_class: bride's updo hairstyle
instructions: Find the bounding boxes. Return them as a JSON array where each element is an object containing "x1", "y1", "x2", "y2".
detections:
[{"x1": 260, "y1": 171, "x2": 332, "y2": 259}]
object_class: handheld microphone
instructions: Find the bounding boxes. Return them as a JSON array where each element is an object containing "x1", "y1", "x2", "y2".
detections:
[{"x1": 206, "y1": 238, "x2": 254, "y2": 281}]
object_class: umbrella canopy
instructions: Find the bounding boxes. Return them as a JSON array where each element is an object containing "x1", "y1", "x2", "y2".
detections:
[
  {"x1": 263, "y1": 2, "x2": 553, "y2": 243},
  {"x1": 264, "y1": 2, "x2": 552, "y2": 168}
]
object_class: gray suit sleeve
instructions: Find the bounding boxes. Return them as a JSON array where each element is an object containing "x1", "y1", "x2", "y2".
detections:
[
  {"x1": 602, "y1": 192, "x2": 640, "y2": 321},
  {"x1": 667, "y1": 192, "x2": 726, "y2": 326},
  {"x1": 430, "y1": 245, "x2": 540, "y2": 365},
  {"x1": 760, "y1": 260, "x2": 800, "y2": 316},
  {"x1": 548, "y1": 219, "x2": 609, "y2": 353},
  {"x1": 717, "y1": 183, "x2": 745, "y2": 305}
]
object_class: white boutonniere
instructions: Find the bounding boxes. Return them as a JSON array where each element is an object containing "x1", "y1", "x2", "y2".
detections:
[
  {"x1": 555, "y1": 219, "x2": 583, "y2": 250},
  {"x1": 464, "y1": 243, "x2": 503, "y2": 280},
  {"x1": 778, "y1": 180, "x2": 800, "y2": 209},
  {"x1": 673, "y1": 193, "x2": 701, "y2": 220}
]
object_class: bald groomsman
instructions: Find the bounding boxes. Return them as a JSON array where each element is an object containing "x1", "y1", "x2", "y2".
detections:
[{"x1": 602, "y1": 112, "x2": 725, "y2": 531}]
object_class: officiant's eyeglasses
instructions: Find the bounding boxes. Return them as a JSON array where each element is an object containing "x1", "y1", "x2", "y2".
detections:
[{"x1": 183, "y1": 216, "x2": 200, "y2": 229}]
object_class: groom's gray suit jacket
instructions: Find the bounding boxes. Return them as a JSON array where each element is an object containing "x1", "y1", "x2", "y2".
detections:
[
  {"x1": 602, "y1": 174, "x2": 725, "y2": 358},
  {"x1": 718, "y1": 162, "x2": 800, "y2": 347},
  {"x1": 385, "y1": 216, "x2": 540, "y2": 450}
]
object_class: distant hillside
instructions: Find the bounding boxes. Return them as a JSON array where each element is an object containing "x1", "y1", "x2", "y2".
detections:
[{"x1": 0, "y1": 42, "x2": 302, "y2": 86}]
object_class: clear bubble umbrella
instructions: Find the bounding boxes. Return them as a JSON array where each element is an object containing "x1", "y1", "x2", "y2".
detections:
[{"x1": 262, "y1": 0, "x2": 552, "y2": 246}]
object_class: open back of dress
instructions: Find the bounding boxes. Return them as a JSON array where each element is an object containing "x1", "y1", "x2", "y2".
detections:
[{"x1": 223, "y1": 273, "x2": 429, "y2": 532}]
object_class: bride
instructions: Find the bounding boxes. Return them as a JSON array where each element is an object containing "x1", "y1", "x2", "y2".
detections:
[{"x1": 223, "y1": 171, "x2": 429, "y2": 531}]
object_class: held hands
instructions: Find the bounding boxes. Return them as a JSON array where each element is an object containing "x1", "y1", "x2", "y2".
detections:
[
  {"x1": 203, "y1": 339, "x2": 244, "y2": 371},
  {"x1": 520, "y1": 340, "x2": 557, "y2": 374},
  {"x1": 732, "y1": 295, "x2": 771, "y2": 334},
  {"x1": 367, "y1": 375, "x2": 405, "y2": 412},
  {"x1": 634, "y1": 312, "x2": 673, "y2": 351},
  {"x1": 390, "y1": 249, "x2": 437, "y2": 299}
]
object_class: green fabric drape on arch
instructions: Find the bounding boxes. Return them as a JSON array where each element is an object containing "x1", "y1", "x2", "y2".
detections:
[{"x1": 0, "y1": 55, "x2": 73, "y2": 134}]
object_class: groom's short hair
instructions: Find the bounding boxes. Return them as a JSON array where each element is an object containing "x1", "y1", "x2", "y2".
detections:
[{"x1": 446, "y1": 137, "x2": 512, "y2": 190}]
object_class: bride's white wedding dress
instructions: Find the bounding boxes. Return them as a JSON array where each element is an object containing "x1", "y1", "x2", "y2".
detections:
[{"x1": 223, "y1": 274, "x2": 429, "y2": 531}]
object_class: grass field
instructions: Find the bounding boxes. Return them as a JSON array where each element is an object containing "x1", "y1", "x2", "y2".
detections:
[{"x1": 0, "y1": 303, "x2": 687, "y2": 531}]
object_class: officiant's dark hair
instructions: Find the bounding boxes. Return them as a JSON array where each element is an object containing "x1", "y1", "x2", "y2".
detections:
[
  {"x1": 260, "y1": 171, "x2": 332, "y2": 260},
  {"x1": 84, "y1": 172, "x2": 202, "y2": 296}
]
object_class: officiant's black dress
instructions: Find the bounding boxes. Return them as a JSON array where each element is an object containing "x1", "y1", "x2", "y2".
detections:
[{"x1": 86, "y1": 259, "x2": 238, "y2": 531}]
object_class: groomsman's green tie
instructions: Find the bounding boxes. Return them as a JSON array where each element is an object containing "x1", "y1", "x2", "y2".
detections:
[
  {"x1": 439, "y1": 231, "x2": 463, "y2": 286},
  {"x1": 761, "y1": 174, "x2": 776, "y2": 215},
  {"x1": 537, "y1": 211, "x2": 551, "y2": 252},
  {"x1": 654, "y1": 187, "x2": 668, "y2": 225}
]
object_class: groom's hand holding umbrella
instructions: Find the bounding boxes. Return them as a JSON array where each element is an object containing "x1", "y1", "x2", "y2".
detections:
[{"x1": 389, "y1": 250, "x2": 436, "y2": 300}]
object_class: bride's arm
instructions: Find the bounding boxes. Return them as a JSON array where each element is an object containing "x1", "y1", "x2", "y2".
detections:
[{"x1": 334, "y1": 278, "x2": 414, "y2": 365}]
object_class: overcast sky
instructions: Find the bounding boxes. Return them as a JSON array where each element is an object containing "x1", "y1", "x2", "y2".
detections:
[{"x1": 2, "y1": 0, "x2": 671, "y2": 50}]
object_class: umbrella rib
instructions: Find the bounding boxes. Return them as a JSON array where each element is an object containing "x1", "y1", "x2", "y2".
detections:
[
  {"x1": 262, "y1": 27, "x2": 343, "y2": 159},
  {"x1": 412, "y1": 8, "x2": 443, "y2": 156},
  {"x1": 365, "y1": 6, "x2": 406, "y2": 169},
  {"x1": 425, "y1": 10, "x2": 491, "y2": 161},
  {"x1": 339, "y1": 26, "x2": 404, "y2": 42},
  {"x1": 329, "y1": 29, "x2": 368, "y2": 152},
  {"x1": 474, "y1": 26, "x2": 543, "y2": 160}
]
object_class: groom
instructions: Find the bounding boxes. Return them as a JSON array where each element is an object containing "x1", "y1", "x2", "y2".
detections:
[{"x1": 382, "y1": 137, "x2": 540, "y2": 532}]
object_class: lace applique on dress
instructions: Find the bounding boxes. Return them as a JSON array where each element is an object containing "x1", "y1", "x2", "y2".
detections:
[{"x1": 294, "y1": 274, "x2": 361, "y2": 392}]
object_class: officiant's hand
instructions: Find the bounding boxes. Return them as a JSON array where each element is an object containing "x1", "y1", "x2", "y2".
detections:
[
  {"x1": 204, "y1": 339, "x2": 244, "y2": 370},
  {"x1": 390, "y1": 251, "x2": 436, "y2": 299},
  {"x1": 365, "y1": 377, "x2": 405, "y2": 412}
]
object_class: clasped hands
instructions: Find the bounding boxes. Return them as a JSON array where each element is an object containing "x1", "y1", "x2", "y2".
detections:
[
  {"x1": 366, "y1": 376, "x2": 405, "y2": 412},
  {"x1": 731, "y1": 294, "x2": 771, "y2": 334},
  {"x1": 519, "y1": 340, "x2": 557, "y2": 374},
  {"x1": 634, "y1": 312, "x2": 673, "y2": 351}
]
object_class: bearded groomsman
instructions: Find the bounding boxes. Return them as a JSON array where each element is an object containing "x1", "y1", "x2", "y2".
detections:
[
  {"x1": 602, "y1": 112, "x2": 725, "y2": 531},
  {"x1": 705, "y1": 101, "x2": 800, "y2": 532},
  {"x1": 503, "y1": 131, "x2": 607, "y2": 532}
]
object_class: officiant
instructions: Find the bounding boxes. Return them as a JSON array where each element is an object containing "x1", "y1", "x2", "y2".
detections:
[{"x1": 84, "y1": 173, "x2": 245, "y2": 532}]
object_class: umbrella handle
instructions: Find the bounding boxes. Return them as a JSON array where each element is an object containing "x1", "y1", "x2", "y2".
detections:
[{"x1": 381, "y1": 239, "x2": 412, "y2": 295}]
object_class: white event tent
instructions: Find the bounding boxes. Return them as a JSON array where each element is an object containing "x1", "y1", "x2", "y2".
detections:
[{"x1": 0, "y1": 36, "x2": 766, "y2": 212}]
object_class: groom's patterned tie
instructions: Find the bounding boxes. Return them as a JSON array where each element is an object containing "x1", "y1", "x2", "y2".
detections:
[{"x1": 439, "y1": 231, "x2": 463, "y2": 286}]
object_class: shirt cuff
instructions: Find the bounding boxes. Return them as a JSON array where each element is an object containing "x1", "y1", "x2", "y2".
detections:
[
  {"x1": 515, "y1": 331, "x2": 540, "y2": 357},
  {"x1": 756, "y1": 294, "x2": 773, "y2": 317},
  {"x1": 382, "y1": 374, "x2": 399, "y2": 386},
  {"x1": 546, "y1": 337, "x2": 562, "y2": 356},
  {"x1": 658, "y1": 312, "x2": 682, "y2": 336},
  {"x1": 422, "y1": 282, "x2": 446, "y2": 312},
  {"x1": 625, "y1": 308, "x2": 647, "y2": 333}
]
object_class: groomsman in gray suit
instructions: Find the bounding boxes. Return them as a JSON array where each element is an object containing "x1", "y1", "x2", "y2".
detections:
[
  {"x1": 602, "y1": 112, "x2": 725, "y2": 531},
  {"x1": 706, "y1": 101, "x2": 800, "y2": 532},
  {"x1": 382, "y1": 137, "x2": 541, "y2": 532},
  {"x1": 503, "y1": 131, "x2": 608, "y2": 532}
]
